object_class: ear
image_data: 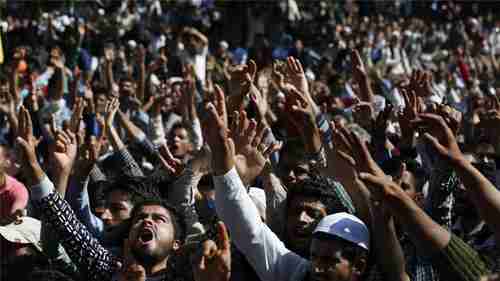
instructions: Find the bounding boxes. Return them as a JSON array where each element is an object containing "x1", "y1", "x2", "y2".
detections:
[
  {"x1": 351, "y1": 256, "x2": 367, "y2": 280},
  {"x1": 172, "y1": 239, "x2": 181, "y2": 251}
]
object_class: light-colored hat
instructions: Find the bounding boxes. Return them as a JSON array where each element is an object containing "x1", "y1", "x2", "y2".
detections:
[
  {"x1": 0, "y1": 216, "x2": 42, "y2": 251},
  {"x1": 313, "y1": 212, "x2": 370, "y2": 251}
]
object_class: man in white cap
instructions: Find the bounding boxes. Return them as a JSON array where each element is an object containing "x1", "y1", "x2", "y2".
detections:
[{"x1": 204, "y1": 87, "x2": 370, "y2": 281}]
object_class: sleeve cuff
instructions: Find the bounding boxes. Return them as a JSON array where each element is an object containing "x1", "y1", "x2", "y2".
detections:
[
  {"x1": 30, "y1": 175, "x2": 55, "y2": 201},
  {"x1": 212, "y1": 167, "x2": 243, "y2": 199}
]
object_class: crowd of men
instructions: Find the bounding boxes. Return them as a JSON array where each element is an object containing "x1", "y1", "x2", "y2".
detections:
[{"x1": 1, "y1": 1, "x2": 500, "y2": 281}]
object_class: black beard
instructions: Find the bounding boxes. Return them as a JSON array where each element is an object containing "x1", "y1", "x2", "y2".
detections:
[{"x1": 132, "y1": 246, "x2": 171, "y2": 267}]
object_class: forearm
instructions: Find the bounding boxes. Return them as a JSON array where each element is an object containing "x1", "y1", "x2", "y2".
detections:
[
  {"x1": 453, "y1": 159, "x2": 500, "y2": 241},
  {"x1": 7, "y1": 113, "x2": 18, "y2": 137},
  {"x1": 372, "y1": 213, "x2": 409, "y2": 281},
  {"x1": 105, "y1": 62, "x2": 115, "y2": 91},
  {"x1": 389, "y1": 191, "x2": 451, "y2": 256},
  {"x1": 358, "y1": 76, "x2": 375, "y2": 103},
  {"x1": 106, "y1": 125, "x2": 125, "y2": 151},
  {"x1": 53, "y1": 169, "x2": 72, "y2": 198},
  {"x1": 66, "y1": 178, "x2": 104, "y2": 238}
]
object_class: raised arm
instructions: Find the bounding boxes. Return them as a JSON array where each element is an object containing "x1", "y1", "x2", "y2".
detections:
[
  {"x1": 417, "y1": 113, "x2": 500, "y2": 244},
  {"x1": 16, "y1": 106, "x2": 119, "y2": 280},
  {"x1": 136, "y1": 45, "x2": 146, "y2": 103},
  {"x1": 205, "y1": 85, "x2": 306, "y2": 281}
]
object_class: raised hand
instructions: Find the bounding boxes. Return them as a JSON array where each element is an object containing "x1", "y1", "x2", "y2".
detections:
[
  {"x1": 407, "y1": 69, "x2": 433, "y2": 98},
  {"x1": 351, "y1": 49, "x2": 367, "y2": 85},
  {"x1": 70, "y1": 97, "x2": 85, "y2": 133},
  {"x1": 16, "y1": 106, "x2": 38, "y2": 165},
  {"x1": 159, "y1": 143, "x2": 184, "y2": 176},
  {"x1": 104, "y1": 47, "x2": 115, "y2": 63},
  {"x1": 50, "y1": 129, "x2": 78, "y2": 172},
  {"x1": 284, "y1": 86, "x2": 321, "y2": 154},
  {"x1": 16, "y1": 106, "x2": 44, "y2": 185},
  {"x1": 332, "y1": 126, "x2": 385, "y2": 177},
  {"x1": 284, "y1": 57, "x2": 309, "y2": 97},
  {"x1": 118, "y1": 239, "x2": 146, "y2": 281},
  {"x1": 412, "y1": 113, "x2": 464, "y2": 164},
  {"x1": 398, "y1": 88, "x2": 421, "y2": 143},
  {"x1": 352, "y1": 102, "x2": 374, "y2": 132},
  {"x1": 372, "y1": 103, "x2": 393, "y2": 143},
  {"x1": 350, "y1": 49, "x2": 375, "y2": 103},
  {"x1": 229, "y1": 111, "x2": 268, "y2": 185},
  {"x1": 191, "y1": 222, "x2": 231, "y2": 281},
  {"x1": 0, "y1": 90, "x2": 15, "y2": 115},
  {"x1": 105, "y1": 97, "x2": 120, "y2": 127},
  {"x1": 203, "y1": 85, "x2": 234, "y2": 175}
]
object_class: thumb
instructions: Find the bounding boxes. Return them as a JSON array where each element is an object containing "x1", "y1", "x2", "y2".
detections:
[
  {"x1": 217, "y1": 222, "x2": 230, "y2": 251},
  {"x1": 16, "y1": 137, "x2": 30, "y2": 151}
]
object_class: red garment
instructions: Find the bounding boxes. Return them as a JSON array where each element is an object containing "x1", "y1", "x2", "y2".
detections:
[{"x1": 0, "y1": 175, "x2": 29, "y2": 220}]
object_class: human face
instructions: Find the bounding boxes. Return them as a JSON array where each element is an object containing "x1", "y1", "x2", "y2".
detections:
[
  {"x1": 120, "y1": 81, "x2": 135, "y2": 96},
  {"x1": 0, "y1": 146, "x2": 18, "y2": 177},
  {"x1": 279, "y1": 161, "x2": 311, "y2": 185},
  {"x1": 95, "y1": 93, "x2": 108, "y2": 114},
  {"x1": 168, "y1": 127, "x2": 192, "y2": 158},
  {"x1": 286, "y1": 195, "x2": 327, "y2": 257},
  {"x1": 102, "y1": 190, "x2": 134, "y2": 230},
  {"x1": 310, "y1": 238, "x2": 366, "y2": 281},
  {"x1": 128, "y1": 205, "x2": 179, "y2": 265}
]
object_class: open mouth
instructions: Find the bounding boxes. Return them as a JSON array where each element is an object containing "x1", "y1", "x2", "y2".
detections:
[{"x1": 139, "y1": 229, "x2": 154, "y2": 243}]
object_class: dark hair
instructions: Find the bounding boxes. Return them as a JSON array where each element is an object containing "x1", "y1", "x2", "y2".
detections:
[
  {"x1": 287, "y1": 175, "x2": 355, "y2": 215},
  {"x1": 170, "y1": 122, "x2": 193, "y2": 144},
  {"x1": 130, "y1": 199, "x2": 186, "y2": 242},
  {"x1": 104, "y1": 176, "x2": 160, "y2": 206}
]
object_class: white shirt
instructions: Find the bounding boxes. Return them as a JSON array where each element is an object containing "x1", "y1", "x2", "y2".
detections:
[{"x1": 214, "y1": 168, "x2": 310, "y2": 281}]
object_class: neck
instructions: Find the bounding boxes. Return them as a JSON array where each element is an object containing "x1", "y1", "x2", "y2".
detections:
[{"x1": 144, "y1": 258, "x2": 168, "y2": 276}]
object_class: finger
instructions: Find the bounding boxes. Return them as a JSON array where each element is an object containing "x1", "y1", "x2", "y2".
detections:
[
  {"x1": 230, "y1": 111, "x2": 239, "y2": 138},
  {"x1": 409, "y1": 90, "x2": 417, "y2": 109},
  {"x1": 248, "y1": 59, "x2": 257, "y2": 80},
  {"x1": 239, "y1": 110, "x2": 248, "y2": 136},
  {"x1": 18, "y1": 105, "x2": 26, "y2": 136},
  {"x1": 401, "y1": 88, "x2": 410, "y2": 108},
  {"x1": 252, "y1": 123, "x2": 267, "y2": 148},
  {"x1": 336, "y1": 150, "x2": 356, "y2": 167},
  {"x1": 205, "y1": 102, "x2": 222, "y2": 126},
  {"x1": 351, "y1": 49, "x2": 362, "y2": 67},
  {"x1": 159, "y1": 154, "x2": 176, "y2": 174},
  {"x1": 23, "y1": 107, "x2": 33, "y2": 137},
  {"x1": 244, "y1": 119, "x2": 257, "y2": 143},
  {"x1": 202, "y1": 239, "x2": 217, "y2": 258},
  {"x1": 295, "y1": 58, "x2": 304, "y2": 73},
  {"x1": 263, "y1": 141, "x2": 282, "y2": 159},
  {"x1": 287, "y1": 87, "x2": 308, "y2": 107},
  {"x1": 214, "y1": 84, "x2": 226, "y2": 121},
  {"x1": 333, "y1": 128, "x2": 353, "y2": 155},
  {"x1": 216, "y1": 221, "x2": 231, "y2": 251}
]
